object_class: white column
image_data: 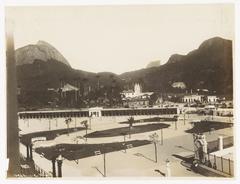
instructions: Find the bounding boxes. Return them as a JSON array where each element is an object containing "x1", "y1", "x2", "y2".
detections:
[
  {"x1": 165, "y1": 160, "x2": 171, "y2": 177},
  {"x1": 218, "y1": 136, "x2": 223, "y2": 151}
]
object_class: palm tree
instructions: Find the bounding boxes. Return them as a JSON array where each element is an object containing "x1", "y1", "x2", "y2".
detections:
[
  {"x1": 149, "y1": 132, "x2": 159, "y2": 163},
  {"x1": 81, "y1": 120, "x2": 89, "y2": 142},
  {"x1": 128, "y1": 116, "x2": 134, "y2": 138},
  {"x1": 96, "y1": 74, "x2": 100, "y2": 90},
  {"x1": 65, "y1": 118, "x2": 72, "y2": 136}
]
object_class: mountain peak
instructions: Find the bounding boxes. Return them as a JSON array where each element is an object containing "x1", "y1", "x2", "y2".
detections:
[
  {"x1": 15, "y1": 41, "x2": 71, "y2": 67},
  {"x1": 37, "y1": 40, "x2": 52, "y2": 46},
  {"x1": 198, "y1": 36, "x2": 231, "y2": 50},
  {"x1": 166, "y1": 54, "x2": 184, "y2": 64},
  {"x1": 146, "y1": 60, "x2": 161, "y2": 68}
]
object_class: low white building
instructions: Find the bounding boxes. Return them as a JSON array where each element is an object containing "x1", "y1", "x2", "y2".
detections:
[
  {"x1": 121, "y1": 90, "x2": 135, "y2": 98},
  {"x1": 182, "y1": 95, "x2": 203, "y2": 103},
  {"x1": 213, "y1": 108, "x2": 233, "y2": 116},
  {"x1": 89, "y1": 107, "x2": 103, "y2": 117},
  {"x1": 207, "y1": 96, "x2": 218, "y2": 103}
]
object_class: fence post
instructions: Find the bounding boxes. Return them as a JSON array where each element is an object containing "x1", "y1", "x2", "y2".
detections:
[{"x1": 213, "y1": 154, "x2": 217, "y2": 169}]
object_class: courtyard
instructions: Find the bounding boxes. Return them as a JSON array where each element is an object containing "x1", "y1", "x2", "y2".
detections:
[{"x1": 18, "y1": 113, "x2": 234, "y2": 177}]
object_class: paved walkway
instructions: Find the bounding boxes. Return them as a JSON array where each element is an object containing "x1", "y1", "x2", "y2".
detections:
[{"x1": 19, "y1": 114, "x2": 233, "y2": 177}]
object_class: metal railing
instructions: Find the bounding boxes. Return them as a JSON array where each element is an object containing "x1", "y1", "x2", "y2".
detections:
[
  {"x1": 34, "y1": 164, "x2": 52, "y2": 177},
  {"x1": 19, "y1": 153, "x2": 52, "y2": 177},
  {"x1": 203, "y1": 152, "x2": 234, "y2": 176}
]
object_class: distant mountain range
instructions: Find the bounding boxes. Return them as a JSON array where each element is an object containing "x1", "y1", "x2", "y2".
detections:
[
  {"x1": 120, "y1": 37, "x2": 233, "y2": 95},
  {"x1": 15, "y1": 37, "x2": 233, "y2": 107}
]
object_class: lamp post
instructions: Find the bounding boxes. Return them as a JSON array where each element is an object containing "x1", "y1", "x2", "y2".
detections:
[
  {"x1": 158, "y1": 118, "x2": 164, "y2": 145},
  {"x1": 89, "y1": 114, "x2": 92, "y2": 130},
  {"x1": 103, "y1": 152, "x2": 106, "y2": 177},
  {"x1": 128, "y1": 116, "x2": 134, "y2": 139},
  {"x1": 29, "y1": 143, "x2": 33, "y2": 160},
  {"x1": 183, "y1": 112, "x2": 186, "y2": 125},
  {"x1": 121, "y1": 132, "x2": 127, "y2": 153},
  {"x1": 56, "y1": 155, "x2": 63, "y2": 177},
  {"x1": 174, "y1": 115, "x2": 178, "y2": 130},
  {"x1": 149, "y1": 132, "x2": 159, "y2": 163},
  {"x1": 161, "y1": 128, "x2": 163, "y2": 145}
]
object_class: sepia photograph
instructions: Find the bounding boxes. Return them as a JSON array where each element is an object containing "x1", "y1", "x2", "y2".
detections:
[{"x1": 3, "y1": 1, "x2": 238, "y2": 181}]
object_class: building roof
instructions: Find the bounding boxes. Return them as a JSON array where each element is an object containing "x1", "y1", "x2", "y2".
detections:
[
  {"x1": 121, "y1": 90, "x2": 134, "y2": 94},
  {"x1": 61, "y1": 83, "x2": 79, "y2": 92},
  {"x1": 183, "y1": 94, "x2": 203, "y2": 98}
]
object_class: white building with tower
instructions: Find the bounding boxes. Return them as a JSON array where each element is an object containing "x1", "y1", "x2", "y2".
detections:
[
  {"x1": 121, "y1": 83, "x2": 153, "y2": 99},
  {"x1": 121, "y1": 83, "x2": 153, "y2": 98}
]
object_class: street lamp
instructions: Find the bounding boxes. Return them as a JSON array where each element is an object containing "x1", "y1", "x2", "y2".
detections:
[
  {"x1": 149, "y1": 132, "x2": 159, "y2": 163},
  {"x1": 183, "y1": 111, "x2": 186, "y2": 125},
  {"x1": 89, "y1": 114, "x2": 92, "y2": 130},
  {"x1": 128, "y1": 116, "x2": 134, "y2": 139}
]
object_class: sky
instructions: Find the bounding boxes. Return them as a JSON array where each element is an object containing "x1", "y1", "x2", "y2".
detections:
[{"x1": 5, "y1": 4, "x2": 234, "y2": 74}]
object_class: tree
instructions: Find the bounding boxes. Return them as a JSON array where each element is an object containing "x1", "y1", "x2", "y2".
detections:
[
  {"x1": 65, "y1": 118, "x2": 72, "y2": 136},
  {"x1": 81, "y1": 120, "x2": 89, "y2": 142},
  {"x1": 128, "y1": 116, "x2": 134, "y2": 138},
  {"x1": 96, "y1": 74, "x2": 100, "y2": 90},
  {"x1": 149, "y1": 132, "x2": 159, "y2": 163}
]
